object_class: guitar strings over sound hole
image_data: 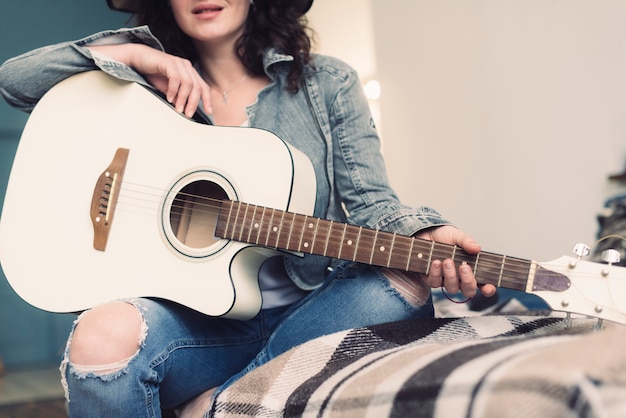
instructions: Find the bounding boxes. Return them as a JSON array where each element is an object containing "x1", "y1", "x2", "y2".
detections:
[{"x1": 169, "y1": 180, "x2": 228, "y2": 249}]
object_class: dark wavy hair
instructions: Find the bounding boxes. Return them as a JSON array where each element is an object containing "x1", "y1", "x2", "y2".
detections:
[{"x1": 134, "y1": 0, "x2": 313, "y2": 92}]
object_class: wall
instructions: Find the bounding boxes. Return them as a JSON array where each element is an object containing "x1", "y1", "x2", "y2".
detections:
[
  {"x1": 0, "y1": 1, "x2": 128, "y2": 369},
  {"x1": 371, "y1": 0, "x2": 626, "y2": 262}
]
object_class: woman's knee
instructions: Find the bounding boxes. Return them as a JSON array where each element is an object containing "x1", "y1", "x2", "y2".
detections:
[{"x1": 68, "y1": 301, "x2": 145, "y2": 373}]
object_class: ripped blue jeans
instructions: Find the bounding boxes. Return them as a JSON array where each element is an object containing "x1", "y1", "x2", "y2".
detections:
[{"x1": 60, "y1": 262, "x2": 433, "y2": 417}]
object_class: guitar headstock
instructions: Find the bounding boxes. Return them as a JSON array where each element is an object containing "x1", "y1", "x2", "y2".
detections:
[{"x1": 531, "y1": 249, "x2": 626, "y2": 325}]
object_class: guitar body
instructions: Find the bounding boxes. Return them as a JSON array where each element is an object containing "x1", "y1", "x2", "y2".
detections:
[{"x1": 0, "y1": 71, "x2": 316, "y2": 319}]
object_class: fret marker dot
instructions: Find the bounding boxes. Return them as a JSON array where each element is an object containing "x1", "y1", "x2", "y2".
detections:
[
  {"x1": 347, "y1": 240, "x2": 353, "y2": 245},
  {"x1": 308, "y1": 223, "x2": 314, "y2": 229},
  {"x1": 254, "y1": 223, "x2": 260, "y2": 229},
  {"x1": 304, "y1": 242, "x2": 310, "y2": 248},
  {"x1": 273, "y1": 227, "x2": 278, "y2": 232},
  {"x1": 418, "y1": 253, "x2": 423, "y2": 259},
  {"x1": 380, "y1": 246, "x2": 386, "y2": 252}
]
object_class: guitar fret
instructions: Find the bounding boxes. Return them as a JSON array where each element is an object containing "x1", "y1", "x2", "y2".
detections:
[
  {"x1": 309, "y1": 218, "x2": 321, "y2": 254},
  {"x1": 312, "y1": 218, "x2": 331, "y2": 257},
  {"x1": 473, "y1": 252, "x2": 480, "y2": 275},
  {"x1": 406, "y1": 239, "x2": 431, "y2": 274},
  {"x1": 226, "y1": 201, "x2": 238, "y2": 239},
  {"x1": 256, "y1": 207, "x2": 266, "y2": 246},
  {"x1": 276, "y1": 213, "x2": 296, "y2": 250},
  {"x1": 265, "y1": 209, "x2": 280, "y2": 247},
  {"x1": 323, "y1": 220, "x2": 333, "y2": 257},
  {"x1": 336, "y1": 223, "x2": 348, "y2": 259},
  {"x1": 219, "y1": 201, "x2": 231, "y2": 238},
  {"x1": 354, "y1": 226, "x2": 363, "y2": 261},
  {"x1": 246, "y1": 204, "x2": 256, "y2": 244},
  {"x1": 256, "y1": 208, "x2": 269, "y2": 244},
  {"x1": 395, "y1": 235, "x2": 415, "y2": 271},
  {"x1": 232, "y1": 202, "x2": 242, "y2": 240},
  {"x1": 498, "y1": 255, "x2": 506, "y2": 287},
  {"x1": 244, "y1": 204, "x2": 253, "y2": 243},
  {"x1": 254, "y1": 206, "x2": 263, "y2": 246},
  {"x1": 246, "y1": 204, "x2": 255, "y2": 243},
  {"x1": 474, "y1": 252, "x2": 508, "y2": 287},
  {"x1": 273, "y1": 209, "x2": 286, "y2": 249},
  {"x1": 406, "y1": 237, "x2": 415, "y2": 271},
  {"x1": 369, "y1": 229, "x2": 380, "y2": 265},
  {"x1": 297, "y1": 215, "x2": 307, "y2": 252},
  {"x1": 304, "y1": 218, "x2": 314, "y2": 253},
  {"x1": 265, "y1": 208, "x2": 276, "y2": 247},
  {"x1": 427, "y1": 241, "x2": 435, "y2": 275},
  {"x1": 499, "y1": 256, "x2": 531, "y2": 291},
  {"x1": 370, "y1": 230, "x2": 396, "y2": 268},
  {"x1": 387, "y1": 233, "x2": 396, "y2": 268},
  {"x1": 239, "y1": 203, "x2": 250, "y2": 243},
  {"x1": 340, "y1": 225, "x2": 359, "y2": 261},
  {"x1": 260, "y1": 207, "x2": 270, "y2": 246}
]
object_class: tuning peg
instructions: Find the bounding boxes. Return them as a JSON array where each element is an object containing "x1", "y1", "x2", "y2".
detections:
[
  {"x1": 601, "y1": 249, "x2": 621, "y2": 277},
  {"x1": 573, "y1": 243, "x2": 591, "y2": 257},
  {"x1": 569, "y1": 243, "x2": 591, "y2": 268},
  {"x1": 602, "y1": 249, "x2": 621, "y2": 264}
]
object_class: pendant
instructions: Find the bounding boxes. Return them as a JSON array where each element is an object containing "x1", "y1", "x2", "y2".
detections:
[{"x1": 222, "y1": 91, "x2": 228, "y2": 105}]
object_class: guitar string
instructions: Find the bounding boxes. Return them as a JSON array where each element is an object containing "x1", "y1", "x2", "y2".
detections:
[
  {"x1": 121, "y1": 187, "x2": 619, "y2": 285},
  {"x1": 99, "y1": 184, "x2": 626, "y2": 316},
  {"x1": 110, "y1": 182, "x2": 616, "y2": 282},
  {"x1": 114, "y1": 196, "x2": 583, "y2": 285},
  {"x1": 114, "y1": 183, "x2": 591, "y2": 280},
  {"x1": 112, "y1": 177, "x2": 626, "y2": 314}
]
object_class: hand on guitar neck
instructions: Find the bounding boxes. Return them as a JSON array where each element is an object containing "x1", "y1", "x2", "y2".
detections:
[{"x1": 415, "y1": 225, "x2": 497, "y2": 298}]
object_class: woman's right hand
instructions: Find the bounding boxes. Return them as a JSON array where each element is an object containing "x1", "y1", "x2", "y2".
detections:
[{"x1": 88, "y1": 43, "x2": 212, "y2": 117}]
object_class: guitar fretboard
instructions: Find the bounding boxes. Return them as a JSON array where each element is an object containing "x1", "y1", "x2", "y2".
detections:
[{"x1": 215, "y1": 200, "x2": 569, "y2": 293}]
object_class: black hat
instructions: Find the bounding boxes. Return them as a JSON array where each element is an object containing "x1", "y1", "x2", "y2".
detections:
[{"x1": 107, "y1": 0, "x2": 313, "y2": 15}]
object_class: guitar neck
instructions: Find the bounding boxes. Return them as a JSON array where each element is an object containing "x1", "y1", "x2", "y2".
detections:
[{"x1": 215, "y1": 200, "x2": 570, "y2": 294}]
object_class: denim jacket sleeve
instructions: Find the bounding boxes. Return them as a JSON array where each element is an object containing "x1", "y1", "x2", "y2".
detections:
[
  {"x1": 305, "y1": 55, "x2": 451, "y2": 238},
  {"x1": 0, "y1": 26, "x2": 162, "y2": 113}
]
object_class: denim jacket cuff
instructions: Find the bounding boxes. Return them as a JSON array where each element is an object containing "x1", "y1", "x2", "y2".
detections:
[
  {"x1": 76, "y1": 26, "x2": 163, "y2": 85},
  {"x1": 371, "y1": 206, "x2": 452, "y2": 237}
]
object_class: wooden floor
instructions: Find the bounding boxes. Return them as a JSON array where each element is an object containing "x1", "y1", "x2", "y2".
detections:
[
  {"x1": 0, "y1": 366, "x2": 66, "y2": 417},
  {"x1": 0, "y1": 398, "x2": 67, "y2": 418},
  {"x1": 0, "y1": 367, "x2": 64, "y2": 406},
  {"x1": 0, "y1": 366, "x2": 177, "y2": 417}
]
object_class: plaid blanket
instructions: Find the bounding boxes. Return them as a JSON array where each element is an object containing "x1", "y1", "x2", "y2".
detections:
[{"x1": 210, "y1": 315, "x2": 626, "y2": 418}]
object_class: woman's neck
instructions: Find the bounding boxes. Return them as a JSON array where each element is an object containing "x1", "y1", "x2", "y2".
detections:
[
  {"x1": 195, "y1": 39, "x2": 248, "y2": 87},
  {"x1": 196, "y1": 49, "x2": 269, "y2": 127}
]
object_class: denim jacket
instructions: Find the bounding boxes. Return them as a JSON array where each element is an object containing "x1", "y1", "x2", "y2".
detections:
[{"x1": 0, "y1": 26, "x2": 450, "y2": 289}]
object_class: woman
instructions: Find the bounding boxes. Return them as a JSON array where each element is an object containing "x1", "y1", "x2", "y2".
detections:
[{"x1": 0, "y1": 0, "x2": 495, "y2": 416}]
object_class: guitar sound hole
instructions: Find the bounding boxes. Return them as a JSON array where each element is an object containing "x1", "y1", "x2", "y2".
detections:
[{"x1": 169, "y1": 180, "x2": 227, "y2": 249}]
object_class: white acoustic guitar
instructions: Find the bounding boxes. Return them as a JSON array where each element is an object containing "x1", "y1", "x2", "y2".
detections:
[{"x1": 1, "y1": 71, "x2": 625, "y2": 325}]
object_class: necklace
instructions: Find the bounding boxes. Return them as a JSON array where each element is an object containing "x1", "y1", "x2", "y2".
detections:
[{"x1": 211, "y1": 75, "x2": 248, "y2": 105}]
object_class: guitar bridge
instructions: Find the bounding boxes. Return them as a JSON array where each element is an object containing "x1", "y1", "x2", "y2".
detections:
[{"x1": 90, "y1": 148, "x2": 129, "y2": 251}]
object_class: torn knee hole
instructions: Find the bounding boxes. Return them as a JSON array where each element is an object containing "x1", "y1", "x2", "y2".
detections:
[
  {"x1": 71, "y1": 355, "x2": 135, "y2": 375},
  {"x1": 381, "y1": 268, "x2": 430, "y2": 307},
  {"x1": 67, "y1": 301, "x2": 147, "y2": 375}
]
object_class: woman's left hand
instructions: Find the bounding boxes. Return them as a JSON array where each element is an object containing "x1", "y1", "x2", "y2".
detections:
[{"x1": 415, "y1": 225, "x2": 497, "y2": 298}]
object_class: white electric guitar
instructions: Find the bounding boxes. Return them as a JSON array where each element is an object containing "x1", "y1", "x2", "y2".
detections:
[{"x1": 1, "y1": 71, "x2": 626, "y2": 325}]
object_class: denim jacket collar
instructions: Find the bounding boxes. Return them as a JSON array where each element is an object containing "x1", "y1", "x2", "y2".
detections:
[{"x1": 262, "y1": 48, "x2": 294, "y2": 76}]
